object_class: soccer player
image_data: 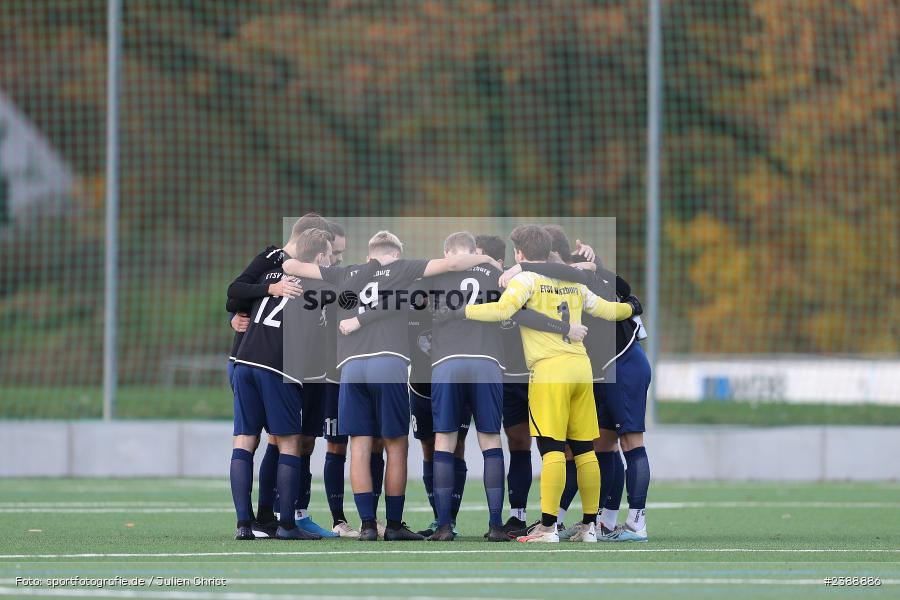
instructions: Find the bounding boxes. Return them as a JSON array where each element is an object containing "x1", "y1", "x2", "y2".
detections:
[
  {"x1": 508, "y1": 231, "x2": 652, "y2": 542},
  {"x1": 229, "y1": 228, "x2": 335, "y2": 541},
  {"x1": 436, "y1": 225, "x2": 640, "y2": 543},
  {"x1": 405, "y1": 291, "x2": 471, "y2": 538},
  {"x1": 474, "y1": 234, "x2": 534, "y2": 534},
  {"x1": 285, "y1": 230, "x2": 497, "y2": 541},
  {"x1": 417, "y1": 231, "x2": 508, "y2": 542},
  {"x1": 225, "y1": 213, "x2": 329, "y2": 536},
  {"x1": 317, "y1": 221, "x2": 364, "y2": 538},
  {"x1": 345, "y1": 276, "x2": 470, "y2": 537}
]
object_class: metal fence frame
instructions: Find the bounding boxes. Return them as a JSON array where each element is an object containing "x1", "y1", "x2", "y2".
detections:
[{"x1": 99, "y1": 0, "x2": 665, "y2": 421}]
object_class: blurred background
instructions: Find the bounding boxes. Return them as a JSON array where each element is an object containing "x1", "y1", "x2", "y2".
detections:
[{"x1": 0, "y1": 1, "x2": 897, "y2": 439}]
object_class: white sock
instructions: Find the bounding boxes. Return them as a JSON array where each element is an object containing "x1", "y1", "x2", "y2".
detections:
[
  {"x1": 294, "y1": 509, "x2": 309, "y2": 520},
  {"x1": 510, "y1": 508, "x2": 526, "y2": 522},
  {"x1": 556, "y1": 508, "x2": 567, "y2": 524},
  {"x1": 598, "y1": 508, "x2": 618, "y2": 530},
  {"x1": 627, "y1": 508, "x2": 646, "y2": 531}
]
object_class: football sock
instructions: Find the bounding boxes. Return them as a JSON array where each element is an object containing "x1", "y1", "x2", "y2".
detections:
[
  {"x1": 599, "y1": 508, "x2": 619, "y2": 531},
  {"x1": 482, "y1": 448, "x2": 505, "y2": 527},
  {"x1": 295, "y1": 454, "x2": 312, "y2": 517},
  {"x1": 432, "y1": 450, "x2": 455, "y2": 527},
  {"x1": 625, "y1": 446, "x2": 650, "y2": 529},
  {"x1": 606, "y1": 450, "x2": 625, "y2": 511},
  {"x1": 385, "y1": 495, "x2": 405, "y2": 530},
  {"x1": 627, "y1": 508, "x2": 646, "y2": 532},
  {"x1": 507, "y1": 450, "x2": 532, "y2": 518},
  {"x1": 539, "y1": 450, "x2": 566, "y2": 526},
  {"x1": 574, "y1": 451, "x2": 601, "y2": 524},
  {"x1": 230, "y1": 448, "x2": 254, "y2": 525},
  {"x1": 451, "y1": 457, "x2": 468, "y2": 521},
  {"x1": 323, "y1": 452, "x2": 347, "y2": 525},
  {"x1": 276, "y1": 453, "x2": 302, "y2": 529},
  {"x1": 353, "y1": 492, "x2": 376, "y2": 524},
  {"x1": 558, "y1": 459, "x2": 578, "y2": 513},
  {"x1": 422, "y1": 460, "x2": 436, "y2": 518},
  {"x1": 596, "y1": 451, "x2": 617, "y2": 511},
  {"x1": 370, "y1": 452, "x2": 385, "y2": 515},
  {"x1": 257, "y1": 443, "x2": 279, "y2": 518}
]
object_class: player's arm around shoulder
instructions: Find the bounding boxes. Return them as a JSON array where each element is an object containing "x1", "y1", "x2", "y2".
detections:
[
  {"x1": 582, "y1": 284, "x2": 641, "y2": 321},
  {"x1": 282, "y1": 258, "x2": 324, "y2": 280},
  {"x1": 464, "y1": 271, "x2": 534, "y2": 322}
]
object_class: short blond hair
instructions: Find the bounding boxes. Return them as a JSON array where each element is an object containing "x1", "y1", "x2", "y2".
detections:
[
  {"x1": 443, "y1": 231, "x2": 476, "y2": 254},
  {"x1": 367, "y1": 230, "x2": 403, "y2": 255}
]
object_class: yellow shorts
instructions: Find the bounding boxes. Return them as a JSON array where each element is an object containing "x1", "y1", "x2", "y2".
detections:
[{"x1": 527, "y1": 354, "x2": 599, "y2": 442}]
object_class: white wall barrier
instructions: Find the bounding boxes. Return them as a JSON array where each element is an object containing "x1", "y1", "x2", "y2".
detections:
[
  {"x1": 657, "y1": 356, "x2": 900, "y2": 405},
  {"x1": 1, "y1": 421, "x2": 899, "y2": 481}
]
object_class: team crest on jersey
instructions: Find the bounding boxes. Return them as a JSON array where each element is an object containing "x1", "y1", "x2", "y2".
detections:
[
  {"x1": 417, "y1": 330, "x2": 432, "y2": 354},
  {"x1": 500, "y1": 318, "x2": 516, "y2": 330}
]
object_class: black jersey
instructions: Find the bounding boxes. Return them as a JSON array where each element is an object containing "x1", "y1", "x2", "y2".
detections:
[
  {"x1": 321, "y1": 258, "x2": 429, "y2": 368},
  {"x1": 500, "y1": 268, "x2": 529, "y2": 380},
  {"x1": 283, "y1": 276, "x2": 335, "y2": 382},
  {"x1": 407, "y1": 299, "x2": 432, "y2": 398},
  {"x1": 234, "y1": 268, "x2": 329, "y2": 383},
  {"x1": 323, "y1": 298, "x2": 341, "y2": 384},
  {"x1": 426, "y1": 264, "x2": 505, "y2": 369},
  {"x1": 227, "y1": 245, "x2": 284, "y2": 360}
]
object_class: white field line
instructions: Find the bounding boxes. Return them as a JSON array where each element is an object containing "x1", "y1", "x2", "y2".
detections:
[
  {"x1": 0, "y1": 588, "x2": 510, "y2": 600},
  {"x1": 2, "y1": 501, "x2": 900, "y2": 514},
  {"x1": 189, "y1": 577, "x2": 900, "y2": 586},
  {"x1": 1, "y1": 548, "x2": 899, "y2": 559}
]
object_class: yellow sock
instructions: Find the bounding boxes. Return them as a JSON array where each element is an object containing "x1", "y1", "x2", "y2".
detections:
[
  {"x1": 574, "y1": 451, "x2": 600, "y2": 517},
  {"x1": 540, "y1": 451, "x2": 567, "y2": 518}
]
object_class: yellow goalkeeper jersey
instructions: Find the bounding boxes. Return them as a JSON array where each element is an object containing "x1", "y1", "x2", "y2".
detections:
[{"x1": 464, "y1": 270, "x2": 633, "y2": 369}]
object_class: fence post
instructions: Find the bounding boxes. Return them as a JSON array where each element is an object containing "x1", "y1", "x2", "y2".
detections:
[
  {"x1": 645, "y1": 0, "x2": 662, "y2": 425},
  {"x1": 102, "y1": 0, "x2": 122, "y2": 421}
]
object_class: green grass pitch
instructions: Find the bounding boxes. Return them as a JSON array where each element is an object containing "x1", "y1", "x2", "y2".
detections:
[{"x1": 1, "y1": 478, "x2": 898, "y2": 599}]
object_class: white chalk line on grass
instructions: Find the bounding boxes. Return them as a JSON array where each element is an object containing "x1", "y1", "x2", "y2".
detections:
[
  {"x1": 3, "y1": 501, "x2": 900, "y2": 514},
  {"x1": 0, "y1": 587, "x2": 511, "y2": 600},
  {"x1": 2, "y1": 548, "x2": 899, "y2": 559},
  {"x1": 190, "y1": 577, "x2": 900, "y2": 586}
]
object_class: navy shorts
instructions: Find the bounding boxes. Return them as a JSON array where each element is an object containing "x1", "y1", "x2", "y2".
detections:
[
  {"x1": 410, "y1": 385, "x2": 471, "y2": 440},
  {"x1": 299, "y1": 382, "x2": 327, "y2": 438},
  {"x1": 321, "y1": 382, "x2": 346, "y2": 444},
  {"x1": 502, "y1": 380, "x2": 530, "y2": 427},
  {"x1": 339, "y1": 356, "x2": 410, "y2": 439},
  {"x1": 595, "y1": 342, "x2": 651, "y2": 434},
  {"x1": 232, "y1": 364, "x2": 302, "y2": 436},
  {"x1": 227, "y1": 360, "x2": 236, "y2": 390},
  {"x1": 431, "y1": 358, "x2": 502, "y2": 435}
]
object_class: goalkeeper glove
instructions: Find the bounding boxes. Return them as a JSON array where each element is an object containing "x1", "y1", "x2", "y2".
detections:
[{"x1": 623, "y1": 295, "x2": 643, "y2": 317}]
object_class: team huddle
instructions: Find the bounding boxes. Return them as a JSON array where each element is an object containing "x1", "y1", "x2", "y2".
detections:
[{"x1": 226, "y1": 214, "x2": 652, "y2": 543}]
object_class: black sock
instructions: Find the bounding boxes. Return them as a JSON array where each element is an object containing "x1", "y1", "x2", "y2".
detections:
[
  {"x1": 276, "y1": 454, "x2": 302, "y2": 529},
  {"x1": 230, "y1": 448, "x2": 254, "y2": 526},
  {"x1": 541, "y1": 512, "x2": 557, "y2": 527}
]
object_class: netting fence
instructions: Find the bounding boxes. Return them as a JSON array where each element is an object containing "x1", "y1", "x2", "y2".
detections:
[{"x1": 0, "y1": 1, "x2": 897, "y2": 419}]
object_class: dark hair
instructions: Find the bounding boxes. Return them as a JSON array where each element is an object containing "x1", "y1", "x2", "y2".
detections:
[
  {"x1": 475, "y1": 234, "x2": 506, "y2": 263},
  {"x1": 291, "y1": 213, "x2": 333, "y2": 240},
  {"x1": 294, "y1": 228, "x2": 332, "y2": 262},
  {"x1": 328, "y1": 220, "x2": 346, "y2": 238},
  {"x1": 543, "y1": 224, "x2": 573, "y2": 263},
  {"x1": 509, "y1": 224, "x2": 551, "y2": 261}
]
